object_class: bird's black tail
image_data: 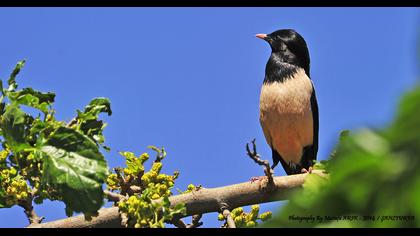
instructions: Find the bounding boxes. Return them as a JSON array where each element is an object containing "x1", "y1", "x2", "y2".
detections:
[{"x1": 271, "y1": 147, "x2": 316, "y2": 175}]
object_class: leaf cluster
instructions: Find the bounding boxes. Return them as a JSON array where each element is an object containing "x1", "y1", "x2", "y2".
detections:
[
  {"x1": 107, "y1": 147, "x2": 186, "y2": 228},
  {"x1": 0, "y1": 61, "x2": 111, "y2": 218},
  {"x1": 218, "y1": 205, "x2": 272, "y2": 228}
]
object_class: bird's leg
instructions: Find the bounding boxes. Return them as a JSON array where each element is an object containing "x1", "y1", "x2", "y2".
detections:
[
  {"x1": 301, "y1": 166, "x2": 313, "y2": 174},
  {"x1": 246, "y1": 139, "x2": 275, "y2": 190}
]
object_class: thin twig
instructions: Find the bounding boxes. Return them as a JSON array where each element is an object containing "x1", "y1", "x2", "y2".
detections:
[
  {"x1": 172, "y1": 218, "x2": 187, "y2": 228},
  {"x1": 186, "y1": 214, "x2": 203, "y2": 228},
  {"x1": 120, "y1": 212, "x2": 129, "y2": 228},
  {"x1": 114, "y1": 167, "x2": 135, "y2": 196},
  {"x1": 148, "y1": 146, "x2": 166, "y2": 162},
  {"x1": 66, "y1": 117, "x2": 78, "y2": 128},
  {"x1": 18, "y1": 200, "x2": 44, "y2": 226},
  {"x1": 246, "y1": 138, "x2": 274, "y2": 188},
  {"x1": 104, "y1": 190, "x2": 125, "y2": 202},
  {"x1": 222, "y1": 209, "x2": 236, "y2": 228},
  {"x1": 129, "y1": 185, "x2": 142, "y2": 193}
]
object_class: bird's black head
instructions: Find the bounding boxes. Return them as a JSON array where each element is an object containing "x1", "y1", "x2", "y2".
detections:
[{"x1": 257, "y1": 29, "x2": 310, "y2": 76}]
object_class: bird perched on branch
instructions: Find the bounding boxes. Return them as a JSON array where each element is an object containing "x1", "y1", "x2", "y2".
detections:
[{"x1": 256, "y1": 29, "x2": 319, "y2": 175}]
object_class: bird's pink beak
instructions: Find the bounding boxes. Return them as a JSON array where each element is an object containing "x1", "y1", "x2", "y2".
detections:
[{"x1": 255, "y1": 34, "x2": 267, "y2": 40}]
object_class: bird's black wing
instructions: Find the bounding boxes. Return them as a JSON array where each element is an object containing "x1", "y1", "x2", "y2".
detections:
[
  {"x1": 300, "y1": 80, "x2": 319, "y2": 170},
  {"x1": 309, "y1": 81, "x2": 319, "y2": 162}
]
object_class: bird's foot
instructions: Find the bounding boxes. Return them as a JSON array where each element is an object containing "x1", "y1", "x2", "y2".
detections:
[
  {"x1": 250, "y1": 176, "x2": 266, "y2": 183},
  {"x1": 250, "y1": 176, "x2": 273, "y2": 192},
  {"x1": 301, "y1": 166, "x2": 313, "y2": 174}
]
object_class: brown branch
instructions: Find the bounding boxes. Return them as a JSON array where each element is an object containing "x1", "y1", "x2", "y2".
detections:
[
  {"x1": 103, "y1": 190, "x2": 125, "y2": 202},
  {"x1": 129, "y1": 185, "x2": 142, "y2": 193},
  {"x1": 28, "y1": 170, "x2": 327, "y2": 228},
  {"x1": 172, "y1": 209, "x2": 202, "y2": 228},
  {"x1": 186, "y1": 214, "x2": 203, "y2": 228},
  {"x1": 18, "y1": 186, "x2": 45, "y2": 227},
  {"x1": 172, "y1": 215, "x2": 202, "y2": 228},
  {"x1": 120, "y1": 212, "x2": 129, "y2": 228},
  {"x1": 18, "y1": 200, "x2": 44, "y2": 226},
  {"x1": 222, "y1": 209, "x2": 236, "y2": 228},
  {"x1": 172, "y1": 219, "x2": 187, "y2": 228}
]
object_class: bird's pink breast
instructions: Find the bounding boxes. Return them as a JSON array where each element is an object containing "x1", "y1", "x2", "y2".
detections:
[{"x1": 259, "y1": 69, "x2": 314, "y2": 164}]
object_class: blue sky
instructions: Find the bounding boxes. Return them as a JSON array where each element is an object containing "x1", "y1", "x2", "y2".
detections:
[{"x1": 0, "y1": 7, "x2": 418, "y2": 228}]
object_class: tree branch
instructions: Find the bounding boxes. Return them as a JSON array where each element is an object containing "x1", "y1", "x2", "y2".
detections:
[
  {"x1": 18, "y1": 186, "x2": 44, "y2": 226},
  {"x1": 222, "y1": 209, "x2": 236, "y2": 228},
  {"x1": 28, "y1": 170, "x2": 326, "y2": 228},
  {"x1": 18, "y1": 200, "x2": 44, "y2": 226},
  {"x1": 172, "y1": 218, "x2": 187, "y2": 228},
  {"x1": 103, "y1": 190, "x2": 125, "y2": 202},
  {"x1": 186, "y1": 214, "x2": 203, "y2": 228}
]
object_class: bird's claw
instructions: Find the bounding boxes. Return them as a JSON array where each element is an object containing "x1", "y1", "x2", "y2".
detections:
[
  {"x1": 246, "y1": 139, "x2": 260, "y2": 160},
  {"x1": 301, "y1": 166, "x2": 313, "y2": 174},
  {"x1": 250, "y1": 176, "x2": 266, "y2": 183}
]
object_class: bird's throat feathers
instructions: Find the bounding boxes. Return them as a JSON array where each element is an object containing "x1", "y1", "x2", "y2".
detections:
[{"x1": 264, "y1": 53, "x2": 309, "y2": 84}]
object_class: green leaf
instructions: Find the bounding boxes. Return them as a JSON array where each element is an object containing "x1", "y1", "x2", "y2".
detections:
[
  {"x1": 386, "y1": 84, "x2": 420, "y2": 156},
  {"x1": 29, "y1": 117, "x2": 46, "y2": 135},
  {"x1": 122, "y1": 151, "x2": 144, "y2": 176},
  {"x1": 79, "y1": 119, "x2": 105, "y2": 142},
  {"x1": 7, "y1": 60, "x2": 25, "y2": 92},
  {"x1": 171, "y1": 203, "x2": 187, "y2": 215},
  {"x1": 73, "y1": 97, "x2": 112, "y2": 148},
  {"x1": 39, "y1": 126, "x2": 109, "y2": 215},
  {"x1": 83, "y1": 97, "x2": 112, "y2": 116},
  {"x1": 8, "y1": 88, "x2": 55, "y2": 113},
  {"x1": 0, "y1": 103, "x2": 30, "y2": 151}
]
